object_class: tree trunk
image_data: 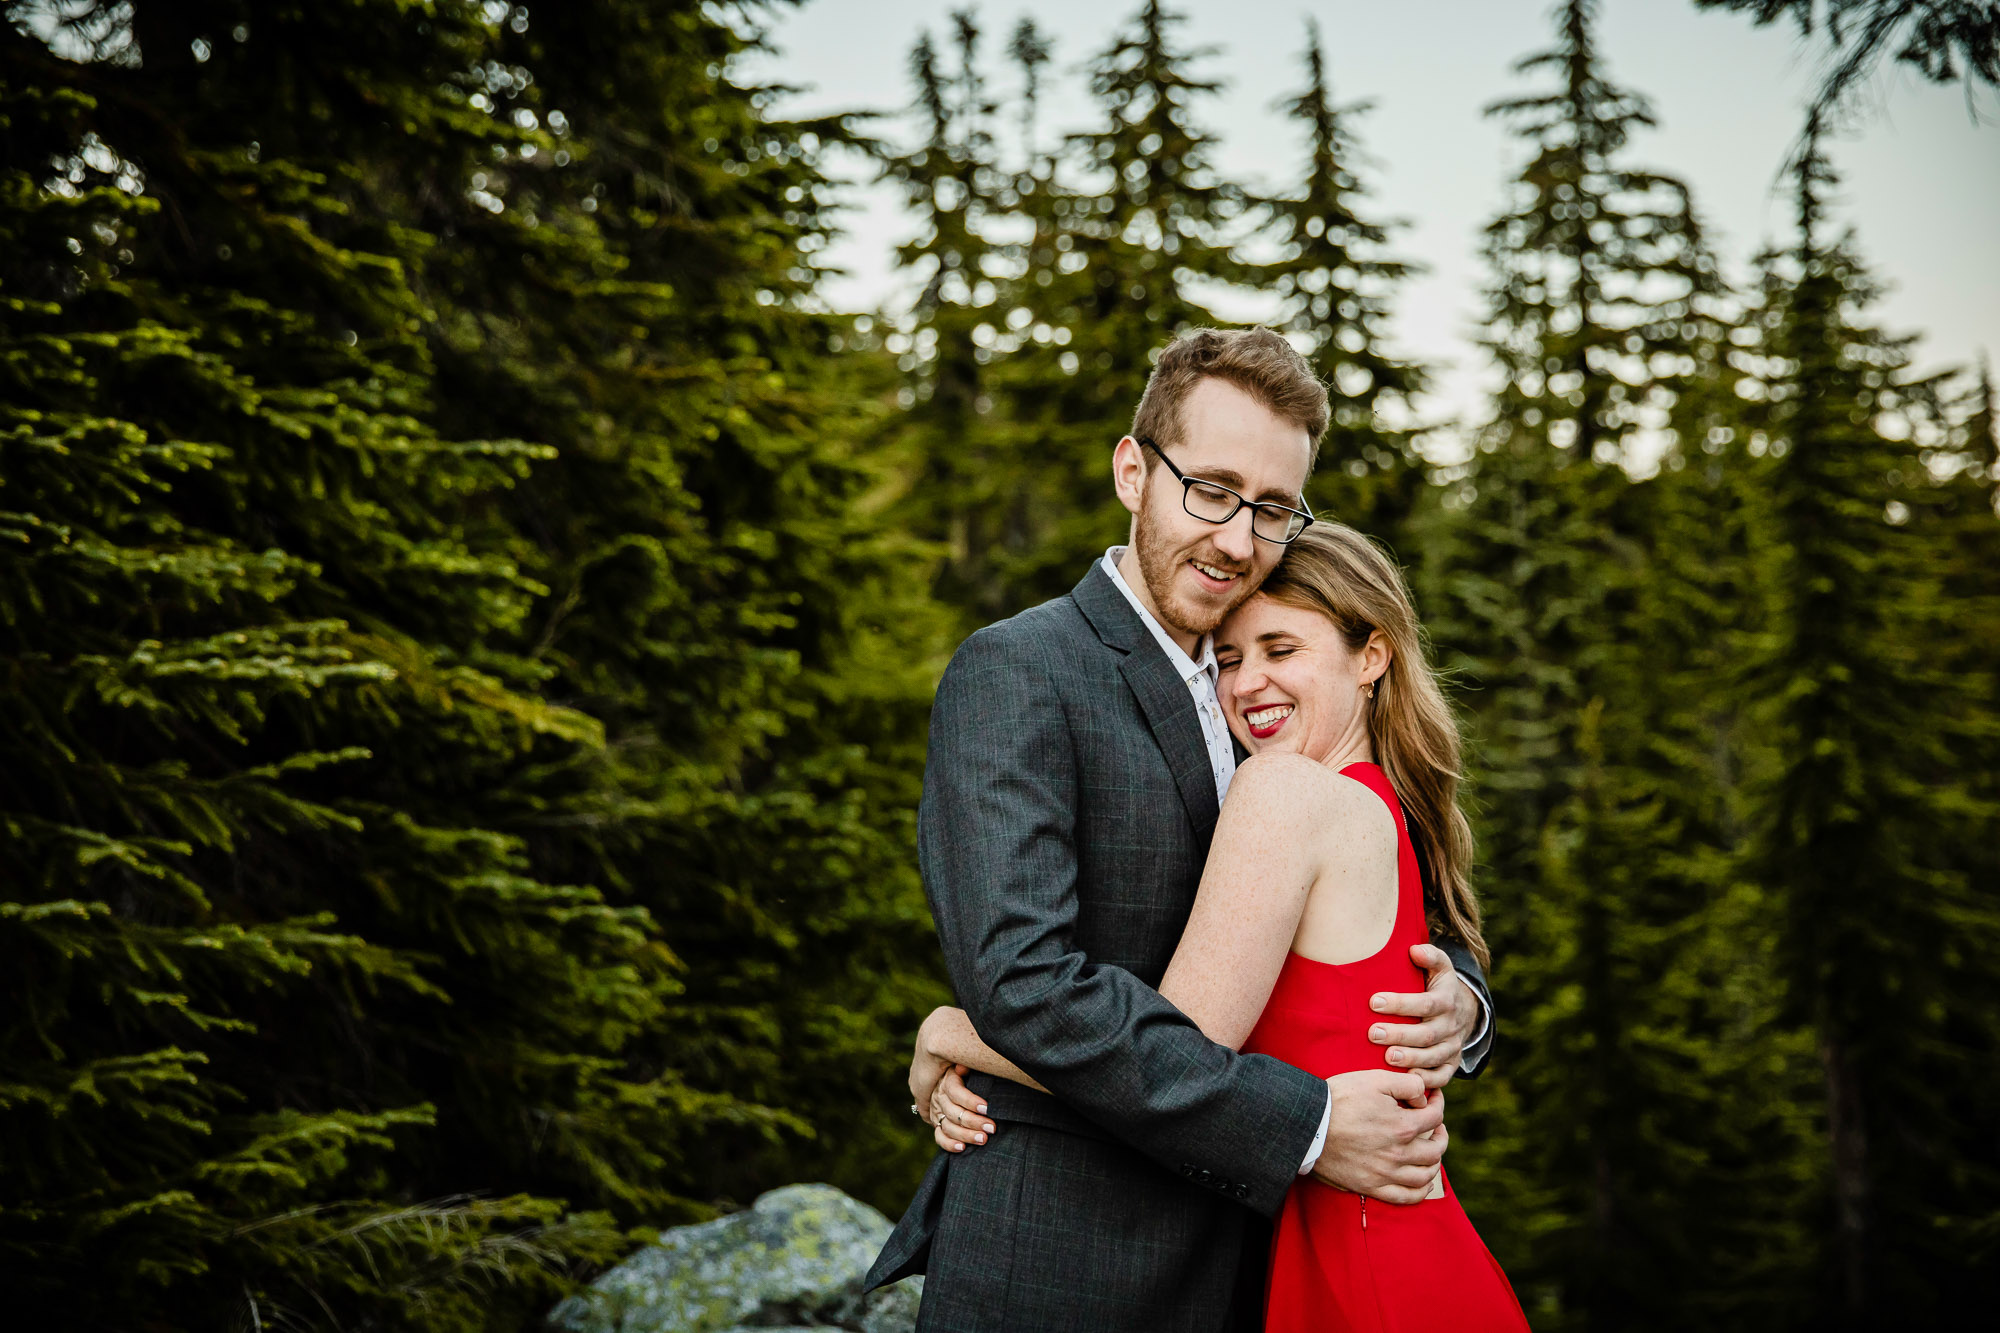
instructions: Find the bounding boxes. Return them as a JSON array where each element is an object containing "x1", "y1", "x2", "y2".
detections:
[{"x1": 1821, "y1": 1035, "x2": 1871, "y2": 1323}]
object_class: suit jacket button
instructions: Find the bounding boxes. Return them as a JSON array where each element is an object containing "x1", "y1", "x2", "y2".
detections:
[{"x1": 1234, "y1": 1183, "x2": 1249, "y2": 1200}]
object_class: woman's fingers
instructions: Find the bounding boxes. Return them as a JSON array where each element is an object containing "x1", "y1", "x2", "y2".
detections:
[
  {"x1": 940, "y1": 1067, "x2": 991, "y2": 1121},
  {"x1": 928, "y1": 1079, "x2": 992, "y2": 1150}
]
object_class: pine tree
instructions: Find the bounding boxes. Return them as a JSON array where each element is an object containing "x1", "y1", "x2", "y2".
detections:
[
  {"x1": 377, "y1": 0, "x2": 958, "y2": 1218},
  {"x1": 1693, "y1": 0, "x2": 2000, "y2": 141},
  {"x1": 875, "y1": 12, "x2": 1014, "y2": 625},
  {"x1": 1738, "y1": 133, "x2": 2000, "y2": 1322},
  {"x1": 3, "y1": 2, "x2": 955, "y2": 1326},
  {"x1": 3, "y1": 5, "x2": 638, "y2": 1326},
  {"x1": 1263, "y1": 22, "x2": 1430, "y2": 542},
  {"x1": 987, "y1": 0, "x2": 1262, "y2": 613},
  {"x1": 1419, "y1": 4, "x2": 1802, "y2": 1325}
]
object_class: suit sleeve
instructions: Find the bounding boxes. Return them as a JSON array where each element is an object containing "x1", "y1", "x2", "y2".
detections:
[
  {"x1": 920, "y1": 626, "x2": 1328, "y2": 1217},
  {"x1": 1436, "y1": 935, "x2": 1495, "y2": 1077}
]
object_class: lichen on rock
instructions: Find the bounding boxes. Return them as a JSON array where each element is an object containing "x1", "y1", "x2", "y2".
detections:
[{"x1": 549, "y1": 1183, "x2": 921, "y2": 1333}]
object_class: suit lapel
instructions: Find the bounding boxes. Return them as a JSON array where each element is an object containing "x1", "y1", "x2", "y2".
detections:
[{"x1": 1071, "y1": 562, "x2": 1222, "y2": 849}]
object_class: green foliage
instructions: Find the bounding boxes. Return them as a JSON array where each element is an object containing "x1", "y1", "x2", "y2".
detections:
[
  {"x1": 5, "y1": 1, "x2": 1996, "y2": 1330},
  {"x1": 1730, "y1": 138, "x2": 2000, "y2": 1319},
  {"x1": 1265, "y1": 21, "x2": 1432, "y2": 541},
  {"x1": 2, "y1": 0, "x2": 948, "y2": 1327},
  {"x1": 1694, "y1": 0, "x2": 2000, "y2": 141}
]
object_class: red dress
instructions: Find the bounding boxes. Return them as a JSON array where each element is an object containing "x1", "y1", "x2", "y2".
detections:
[{"x1": 1240, "y1": 763, "x2": 1528, "y2": 1333}]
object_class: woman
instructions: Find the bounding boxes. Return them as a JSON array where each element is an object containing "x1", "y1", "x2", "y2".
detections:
[{"x1": 908, "y1": 523, "x2": 1526, "y2": 1331}]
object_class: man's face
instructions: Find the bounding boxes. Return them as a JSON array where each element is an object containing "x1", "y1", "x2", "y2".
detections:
[{"x1": 1118, "y1": 377, "x2": 1314, "y2": 639}]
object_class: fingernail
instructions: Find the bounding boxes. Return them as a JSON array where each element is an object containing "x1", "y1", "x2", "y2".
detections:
[
  {"x1": 984, "y1": 1123, "x2": 996, "y2": 1134},
  {"x1": 1371, "y1": 996, "x2": 1388, "y2": 1011},
  {"x1": 975, "y1": 1133, "x2": 986, "y2": 1144},
  {"x1": 977, "y1": 1103, "x2": 987, "y2": 1114},
  {"x1": 1371, "y1": 1025, "x2": 1387, "y2": 1040},
  {"x1": 949, "y1": 1143, "x2": 962, "y2": 1152}
]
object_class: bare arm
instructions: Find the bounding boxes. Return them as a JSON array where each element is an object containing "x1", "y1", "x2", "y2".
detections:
[
  {"x1": 916, "y1": 1005, "x2": 1046, "y2": 1094},
  {"x1": 1157, "y1": 753, "x2": 1362, "y2": 1048}
]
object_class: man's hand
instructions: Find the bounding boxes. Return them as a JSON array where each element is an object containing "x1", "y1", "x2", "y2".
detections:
[
  {"x1": 1367, "y1": 943, "x2": 1479, "y2": 1091},
  {"x1": 1309, "y1": 1069, "x2": 1447, "y2": 1204}
]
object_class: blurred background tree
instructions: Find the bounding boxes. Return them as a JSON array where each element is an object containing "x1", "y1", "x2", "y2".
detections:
[{"x1": 2, "y1": 1, "x2": 1994, "y2": 1330}]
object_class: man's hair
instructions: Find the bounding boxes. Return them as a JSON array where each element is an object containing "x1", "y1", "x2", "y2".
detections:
[{"x1": 1131, "y1": 327, "x2": 1330, "y2": 469}]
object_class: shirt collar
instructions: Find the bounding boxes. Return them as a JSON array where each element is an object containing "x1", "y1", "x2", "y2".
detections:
[{"x1": 1102, "y1": 546, "x2": 1218, "y2": 687}]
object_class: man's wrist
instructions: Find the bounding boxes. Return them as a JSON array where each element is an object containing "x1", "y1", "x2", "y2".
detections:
[
  {"x1": 1298, "y1": 1086, "x2": 1333, "y2": 1175},
  {"x1": 1454, "y1": 973, "x2": 1490, "y2": 1051}
]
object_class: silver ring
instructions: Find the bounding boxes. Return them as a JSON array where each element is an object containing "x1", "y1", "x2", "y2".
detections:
[
  {"x1": 910, "y1": 1101, "x2": 922, "y2": 1119},
  {"x1": 936, "y1": 1110, "x2": 946, "y2": 1128}
]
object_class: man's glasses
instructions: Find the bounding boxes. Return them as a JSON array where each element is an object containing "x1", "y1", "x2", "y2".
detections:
[{"x1": 1138, "y1": 437, "x2": 1315, "y2": 545}]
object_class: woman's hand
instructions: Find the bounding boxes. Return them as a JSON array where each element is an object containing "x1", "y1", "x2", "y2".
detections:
[
  {"x1": 908, "y1": 1006, "x2": 998, "y2": 1153},
  {"x1": 928, "y1": 1063, "x2": 995, "y2": 1153},
  {"x1": 907, "y1": 1007, "x2": 954, "y2": 1113}
]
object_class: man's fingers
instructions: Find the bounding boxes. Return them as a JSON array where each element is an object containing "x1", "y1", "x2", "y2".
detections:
[
  {"x1": 1370, "y1": 988, "x2": 1450, "y2": 1020},
  {"x1": 1374, "y1": 1014, "x2": 1456, "y2": 1051},
  {"x1": 1367, "y1": 1161, "x2": 1443, "y2": 1203},
  {"x1": 1409, "y1": 942, "x2": 1452, "y2": 977},
  {"x1": 1403, "y1": 1088, "x2": 1445, "y2": 1138},
  {"x1": 1410, "y1": 1060, "x2": 1459, "y2": 1091}
]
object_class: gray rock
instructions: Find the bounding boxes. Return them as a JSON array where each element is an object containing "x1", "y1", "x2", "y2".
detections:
[{"x1": 549, "y1": 1183, "x2": 922, "y2": 1333}]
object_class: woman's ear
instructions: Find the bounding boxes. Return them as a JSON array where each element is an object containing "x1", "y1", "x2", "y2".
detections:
[{"x1": 1360, "y1": 629, "x2": 1392, "y2": 686}]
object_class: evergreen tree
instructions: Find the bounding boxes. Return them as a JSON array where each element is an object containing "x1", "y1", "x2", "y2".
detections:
[
  {"x1": 2, "y1": 2, "x2": 953, "y2": 1327},
  {"x1": 1419, "y1": 4, "x2": 1804, "y2": 1325},
  {"x1": 1263, "y1": 22, "x2": 1431, "y2": 542},
  {"x1": 876, "y1": 12, "x2": 1013, "y2": 624},
  {"x1": 988, "y1": 0, "x2": 1262, "y2": 613},
  {"x1": 1738, "y1": 134, "x2": 2000, "y2": 1322},
  {"x1": 356, "y1": 0, "x2": 957, "y2": 1218},
  {"x1": 3, "y1": 5, "x2": 638, "y2": 1326},
  {"x1": 1693, "y1": 0, "x2": 2000, "y2": 141}
]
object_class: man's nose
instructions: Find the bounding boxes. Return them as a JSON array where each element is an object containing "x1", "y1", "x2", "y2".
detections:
[{"x1": 1213, "y1": 508, "x2": 1256, "y2": 564}]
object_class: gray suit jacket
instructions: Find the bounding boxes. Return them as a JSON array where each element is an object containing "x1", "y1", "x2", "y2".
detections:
[{"x1": 867, "y1": 561, "x2": 1494, "y2": 1332}]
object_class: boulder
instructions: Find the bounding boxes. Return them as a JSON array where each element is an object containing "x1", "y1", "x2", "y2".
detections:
[{"x1": 548, "y1": 1183, "x2": 922, "y2": 1333}]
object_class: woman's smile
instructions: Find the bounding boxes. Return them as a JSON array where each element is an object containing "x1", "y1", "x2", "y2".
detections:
[{"x1": 1244, "y1": 702, "x2": 1295, "y2": 739}]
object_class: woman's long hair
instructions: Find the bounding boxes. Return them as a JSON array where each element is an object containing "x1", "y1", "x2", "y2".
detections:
[{"x1": 1256, "y1": 523, "x2": 1488, "y2": 969}]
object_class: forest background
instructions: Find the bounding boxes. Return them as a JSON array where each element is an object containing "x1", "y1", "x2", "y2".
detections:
[{"x1": 2, "y1": 1, "x2": 1995, "y2": 1331}]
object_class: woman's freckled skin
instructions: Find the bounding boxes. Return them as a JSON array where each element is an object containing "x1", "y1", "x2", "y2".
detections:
[{"x1": 1215, "y1": 594, "x2": 1387, "y2": 770}]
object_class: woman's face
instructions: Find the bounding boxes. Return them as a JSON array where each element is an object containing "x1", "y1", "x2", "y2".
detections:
[{"x1": 1215, "y1": 593, "x2": 1386, "y2": 763}]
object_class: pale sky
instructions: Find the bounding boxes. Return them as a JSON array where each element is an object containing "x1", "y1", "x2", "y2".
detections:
[{"x1": 741, "y1": 0, "x2": 1997, "y2": 445}]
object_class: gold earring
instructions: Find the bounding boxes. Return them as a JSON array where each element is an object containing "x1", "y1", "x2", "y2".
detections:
[{"x1": 1365, "y1": 680, "x2": 1376, "y2": 700}]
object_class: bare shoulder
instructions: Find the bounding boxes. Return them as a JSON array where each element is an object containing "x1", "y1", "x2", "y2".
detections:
[
  {"x1": 1323, "y1": 767, "x2": 1399, "y2": 853},
  {"x1": 1223, "y1": 754, "x2": 1395, "y2": 848},
  {"x1": 1225, "y1": 751, "x2": 1337, "y2": 808}
]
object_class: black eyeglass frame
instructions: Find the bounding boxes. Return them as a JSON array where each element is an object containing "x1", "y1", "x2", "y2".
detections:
[{"x1": 1136, "y1": 436, "x2": 1316, "y2": 545}]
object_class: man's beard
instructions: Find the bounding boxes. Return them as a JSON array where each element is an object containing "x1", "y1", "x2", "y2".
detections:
[{"x1": 1134, "y1": 500, "x2": 1259, "y2": 639}]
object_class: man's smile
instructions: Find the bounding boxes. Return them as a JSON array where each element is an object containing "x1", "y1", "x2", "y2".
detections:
[{"x1": 1189, "y1": 558, "x2": 1244, "y2": 591}]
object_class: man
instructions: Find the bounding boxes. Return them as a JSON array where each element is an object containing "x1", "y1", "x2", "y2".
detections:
[{"x1": 866, "y1": 328, "x2": 1492, "y2": 1330}]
